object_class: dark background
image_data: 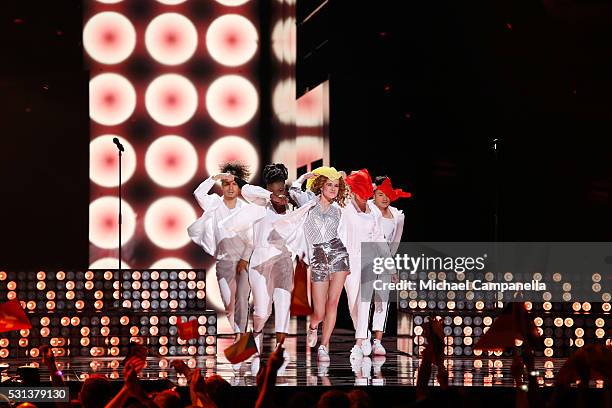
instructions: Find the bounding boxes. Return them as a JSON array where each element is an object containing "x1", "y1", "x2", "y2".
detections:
[
  {"x1": 298, "y1": 0, "x2": 612, "y2": 243},
  {"x1": 1, "y1": 0, "x2": 88, "y2": 269},
  {"x1": 1, "y1": 0, "x2": 612, "y2": 267}
]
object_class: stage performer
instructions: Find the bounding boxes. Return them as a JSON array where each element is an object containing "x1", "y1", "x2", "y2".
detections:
[
  {"x1": 279, "y1": 166, "x2": 351, "y2": 362},
  {"x1": 366, "y1": 175, "x2": 411, "y2": 356},
  {"x1": 187, "y1": 162, "x2": 253, "y2": 341},
  {"x1": 220, "y1": 163, "x2": 297, "y2": 361}
]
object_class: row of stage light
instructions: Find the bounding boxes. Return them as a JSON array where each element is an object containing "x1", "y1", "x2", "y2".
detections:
[{"x1": 0, "y1": 270, "x2": 216, "y2": 363}]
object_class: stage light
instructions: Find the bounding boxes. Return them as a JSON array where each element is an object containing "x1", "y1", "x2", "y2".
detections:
[
  {"x1": 204, "y1": 135, "x2": 259, "y2": 182},
  {"x1": 145, "y1": 74, "x2": 198, "y2": 126},
  {"x1": 145, "y1": 13, "x2": 198, "y2": 66},
  {"x1": 157, "y1": 0, "x2": 188, "y2": 4},
  {"x1": 206, "y1": 14, "x2": 258, "y2": 67},
  {"x1": 89, "y1": 196, "x2": 137, "y2": 249},
  {"x1": 205, "y1": 75, "x2": 258, "y2": 127},
  {"x1": 144, "y1": 197, "x2": 196, "y2": 249},
  {"x1": 84, "y1": 12, "x2": 136, "y2": 65},
  {"x1": 216, "y1": 0, "x2": 251, "y2": 5},
  {"x1": 90, "y1": 135, "x2": 137, "y2": 188},
  {"x1": 145, "y1": 135, "x2": 198, "y2": 188},
  {"x1": 89, "y1": 73, "x2": 136, "y2": 126}
]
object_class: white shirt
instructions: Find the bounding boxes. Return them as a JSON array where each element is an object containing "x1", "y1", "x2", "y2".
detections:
[{"x1": 187, "y1": 177, "x2": 253, "y2": 261}]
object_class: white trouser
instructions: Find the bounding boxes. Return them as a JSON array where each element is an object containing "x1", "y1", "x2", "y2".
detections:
[
  {"x1": 216, "y1": 260, "x2": 251, "y2": 333},
  {"x1": 248, "y1": 253, "x2": 293, "y2": 334},
  {"x1": 345, "y1": 255, "x2": 390, "y2": 338}
]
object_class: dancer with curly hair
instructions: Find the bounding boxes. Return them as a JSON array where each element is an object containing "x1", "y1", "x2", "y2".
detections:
[{"x1": 187, "y1": 162, "x2": 253, "y2": 340}]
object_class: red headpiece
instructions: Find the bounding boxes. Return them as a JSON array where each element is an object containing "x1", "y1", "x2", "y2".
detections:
[
  {"x1": 345, "y1": 169, "x2": 374, "y2": 200},
  {"x1": 376, "y1": 177, "x2": 412, "y2": 202}
]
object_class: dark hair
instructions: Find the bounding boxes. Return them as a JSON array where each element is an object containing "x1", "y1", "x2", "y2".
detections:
[
  {"x1": 374, "y1": 175, "x2": 388, "y2": 186},
  {"x1": 316, "y1": 390, "x2": 350, "y2": 408},
  {"x1": 220, "y1": 161, "x2": 250, "y2": 181},
  {"x1": 79, "y1": 375, "x2": 113, "y2": 408},
  {"x1": 205, "y1": 375, "x2": 232, "y2": 407},
  {"x1": 263, "y1": 163, "x2": 288, "y2": 185},
  {"x1": 152, "y1": 390, "x2": 183, "y2": 408}
]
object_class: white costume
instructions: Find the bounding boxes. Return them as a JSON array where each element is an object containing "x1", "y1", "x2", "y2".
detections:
[
  {"x1": 220, "y1": 184, "x2": 296, "y2": 335},
  {"x1": 187, "y1": 176, "x2": 252, "y2": 334},
  {"x1": 367, "y1": 200, "x2": 405, "y2": 334}
]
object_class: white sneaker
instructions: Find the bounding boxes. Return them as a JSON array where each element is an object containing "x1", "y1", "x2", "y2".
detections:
[
  {"x1": 254, "y1": 332, "x2": 263, "y2": 355},
  {"x1": 372, "y1": 339, "x2": 386, "y2": 356},
  {"x1": 250, "y1": 355, "x2": 260, "y2": 377},
  {"x1": 307, "y1": 326, "x2": 318, "y2": 348},
  {"x1": 350, "y1": 344, "x2": 364, "y2": 362},
  {"x1": 317, "y1": 345, "x2": 330, "y2": 362},
  {"x1": 277, "y1": 349, "x2": 291, "y2": 375},
  {"x1": 360, "y1": 331, "x2": 372, "y2": 357}
]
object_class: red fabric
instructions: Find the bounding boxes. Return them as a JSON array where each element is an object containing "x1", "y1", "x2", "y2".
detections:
[
  {"x1": 177, "y1": 318, "x2": 199, "y2": 340},
  {"x1": 291, "y1": 258, "x2": 313, "y2": 317},
  {"x1": 0, "y1": 300, "x2": 31, "y2": 333},
  {"x1": 224, "y1": 332, "x2": 258, "y2": 364},
  {"x1": 475, "y1": 302, "x2": 542, "y2": 351},
  {"x1": 345, "y1": 169, "x2": 374, "y2": 200},
  {"x1": 376, "y1": 177, "x2": 412, "y2": 202}
]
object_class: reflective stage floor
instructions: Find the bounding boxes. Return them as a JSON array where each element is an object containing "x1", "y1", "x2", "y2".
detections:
[{"x1": 1, "y1": 329, "x2": 588, "y2": 388}]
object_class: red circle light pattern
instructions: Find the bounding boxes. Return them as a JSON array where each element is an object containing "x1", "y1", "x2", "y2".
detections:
[
  {"x1": 157, "y1": 0, "x2": 188, "y2": 4},
  {"x1": 89, "y1": 73, "x2": 136, "y2": 126},
  {"x1": 215, "y1": 0, "x2": 251, "y2": 6},
  {"x1": 88, "y1": 1, "x2": 260, "y2": 268},
  {"x1": 89, "y1": 196, "x2": 137, "y2": 249},
  {"x1": 83, "y1": 12, "x2": 136, "y2": 65},
  {"x1": 145, "y1": 74, "x2": 198, "y2": 126},
  {"x1": 145, "y1": 13, "x2": 198, "y2": 66},
  {"x1": 150, "y1": 258, "x2": 193, "y2": 269},
  {"x1": 205, "y1": 136, "x2": 259, "y2": 181},
  {"x1": 205, "y1": 75, "x2": 258, "y2": 127},
  {"x1": 145, "y1": 135, "x2": 198, "y2": 188},
  {"x1": 206, "y1": 14, "x2": 258, "y2": 67},
  {"x1": 90, "y1": 135, "x2": 137, "y2": 188},
  {"x1": 144, "y1": 197, "x2": 197, "y2": 249},
  {"x1": 89, "y1": 257, "x2": 131, "y2": 269}
]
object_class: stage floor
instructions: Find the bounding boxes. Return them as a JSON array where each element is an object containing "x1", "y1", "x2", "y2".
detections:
[{"x1": 1, "y1": 329, "x2": 583, "y2": 388}]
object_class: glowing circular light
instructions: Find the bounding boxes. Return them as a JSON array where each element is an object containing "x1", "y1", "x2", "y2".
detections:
[
  {"x1": 89, "y1": 257, "x2": 131, "y2": 269},
  {"x1": 145, "y1": 13, "x2": 198, "y2": 65},
  {"x1": 205, "y1": 75, "x2": 258, "y2": 127},
  {"x1": 553, "y1": 273, "x2": 562, "y2": 282},
  {"x1": 575, "y1": 328, "x2": 584, "y2": 337},
  {"x1": 206, "y1": 14, "x2": 258, "y2": 67},
  {"x1": 296, "y1": 135, "x2": 325, "y2": 168},
  {"x1": 204, "y1": 135, "x2": 258, "y2": 182},
  {"x1": 83, "y1": 12, "x2": 136, "y2": 64},
  {"x1": 272, "y1": 78, "x2": 296, "y2": 124},
  {"x1": 592, "y1": 273, "x2": 601, "y2": 282},
  {"x1": 157, "y1": 0, "x2": 188, "y2": 4},
  {"x1": 215, "y1": 0, "x2": 250, "y2": 5},
  {"x1": 145, "y1": 135, "x2": 198, "y2": 187},
  {"x1": 90, "y1": 135, "x2": 137, "y2": 187},
  {"x1": 144, "y1": 196, "x2": 196, "y2": 249},
  {"x1": 297, "y1": 87, "x2": 324, "y2": 127},
  {"x1": 90, "y1": 73, "x2": 136, "y2": 126},
  {"x1": 145, "y1": 74, "x2": 198, "y2": 126},
  {"x1": 582, "y1": 302, "x2": 591, "y2": 311},
  {"x1": 89, "y1": 196, "x2": 137, "y2": 249},
  {"x1": 150, "y1": 258, "x2": 193, "y2": 269}
]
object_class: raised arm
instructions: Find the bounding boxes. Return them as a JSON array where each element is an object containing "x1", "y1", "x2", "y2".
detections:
[{"x1": 289, "y1": 173, "x2": 316, "y2": 207}]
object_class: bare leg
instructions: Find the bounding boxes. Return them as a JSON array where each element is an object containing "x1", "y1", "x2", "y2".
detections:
[
  {"x1": 320, "y1": 271, "x2": 349, "y2": 349},
  {"x1": 374, "y1": 331, "x2": 383, "y2": 341},
  {"x1": 310, "y1": 281, "x2": 329, "y2": 330}
]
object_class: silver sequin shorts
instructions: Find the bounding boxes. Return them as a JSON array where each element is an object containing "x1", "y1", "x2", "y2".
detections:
[{"x1": 310, "y1": 238, "x2": 350, "y2": 282}]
